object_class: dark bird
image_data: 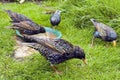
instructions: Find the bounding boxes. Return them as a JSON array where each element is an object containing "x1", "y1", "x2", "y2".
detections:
[
  {"x1": 50, "y1": 10, "x2": 62, "y2": 29},
  {"x1": 22, "y1": 35, "x2": 86, "y2": 74},
  {"x1": 5, "y1": 10, "x2": 46, "y2": 35},
  {"x1": 90, "y1": 18, "x2": 117, "y2": 47}
]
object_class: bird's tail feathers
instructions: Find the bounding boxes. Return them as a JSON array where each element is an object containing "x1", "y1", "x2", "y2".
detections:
[
  {"x1": 6, "y1": 26, "x2": 19, "y2": 29},
  {"x1": 24, "y1": 43, "x2": 36, "y2": 47},
  {"x1": 21, "y1": 35, "x2": 41, "y2": 43},
  {"x1": 24, "y1": 43, "x2": 40, "y2": 50}
]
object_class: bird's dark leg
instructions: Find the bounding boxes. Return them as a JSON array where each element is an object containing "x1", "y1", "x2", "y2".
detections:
[
  {"x1": 50, "y1": 64, "x2": 62, "y2": 74},
  {"x1": 91, "y1": 36, "x2": 95, "y2": 47}
]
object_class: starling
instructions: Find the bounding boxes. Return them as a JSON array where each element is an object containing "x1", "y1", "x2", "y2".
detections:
[
  {"x1": 50, "y1": 10, "x2": 62, "y2": 29},
  {"x1": 90, "y1": 18, "x2": 117, "y2": 47},
  {"x1": 22, "y1": 35, "x2": 86, "y2": 74},
  {"x1": 5, "y1": 10, "x2": 46, "y2": 35}
]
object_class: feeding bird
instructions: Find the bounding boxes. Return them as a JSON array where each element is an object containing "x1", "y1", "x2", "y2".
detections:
[
  {"x1": 5, "y1": 10, "x2": 46, "y2": 35},
  {"x1": 90, "y1": 18, "x2": 117, "y2": 47},
  {"x1": 21, "y1": 35, "x2": 86, "y2": 74},
  {"x1": 50, "y1": 10, "x2": 62, "y2": 29}
]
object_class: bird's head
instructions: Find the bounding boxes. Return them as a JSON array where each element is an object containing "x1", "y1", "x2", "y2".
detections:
[
  {"x1": 74, "y1": 46, "x2": 87, "y2": 65},
  {"x1": 4, "y1": 10, "x2": 12, "y2": 15},
  {"x1": 90, "y1": 18, "x2": 98, "y2": 26},
  {"x1": 90, "y1": 18, "x2": 97, "y2": 23},
  {"x1": 55, "y1": 10, "x2": 63, "y2": 15}
]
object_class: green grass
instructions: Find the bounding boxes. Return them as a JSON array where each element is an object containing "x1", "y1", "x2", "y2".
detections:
[{"x1": 0, "y1": 0, "x2": 120, "y2": 80}]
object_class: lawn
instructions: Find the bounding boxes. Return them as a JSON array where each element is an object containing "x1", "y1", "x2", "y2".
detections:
[{"x1": 0, "y1": 0, "x2": 120, "y2": 80}]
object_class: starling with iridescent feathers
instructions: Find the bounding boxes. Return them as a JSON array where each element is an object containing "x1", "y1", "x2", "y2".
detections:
[
  {"x1": 90, "y1": 18, "x2": 117, "y2": 47},
  {"x1": 22, "y1": 35, "x2": 86, "y2": 74},
  {"x1": 50, "y1": 10, "x2": 62, "y2": 29},
  {"x1": 5, "y1": 10, "x2": 46, "y2": 35}
]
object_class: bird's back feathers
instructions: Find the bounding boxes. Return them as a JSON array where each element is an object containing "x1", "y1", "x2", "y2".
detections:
[
  {"x1": 50, "y1": 15, "x2": 61, "y2": 26},
  {"x1": 50, "y1": 10, "x2": 61, "y2": 26},
  {"x1": 22, "y1": 35, "x2": 74, "y2": 55}
]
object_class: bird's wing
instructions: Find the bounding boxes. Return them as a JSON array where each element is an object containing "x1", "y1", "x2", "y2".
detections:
[
  {"x1": 5, "y1": 10, "x2": 31, "y2": 22},
  {"x1": 22, "y1": 35, "x2": 74, "y2": 54},
  {"x1": 45, "y1": 39, "x2": 74, "y2": 54},
  {"x1": 24, "y1": 42, "x2": 55, "y2": 56},
  {"x1": 96, "y1": 22, "x2": 108, "y2": 37},
  {"x1": 50, "y1": 14, "x2": 60, "y2": 22},
  {"x1": 13, "y1": 21, "x2": 40, "y2": 30}
]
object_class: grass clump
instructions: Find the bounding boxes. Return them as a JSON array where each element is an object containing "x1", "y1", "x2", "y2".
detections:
[{"x1": 60, "y1": 0, "x2": 120, "y2": 29}]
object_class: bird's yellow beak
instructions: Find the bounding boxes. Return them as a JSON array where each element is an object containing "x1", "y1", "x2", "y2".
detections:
[
  {"x1": 82, "y1": 59, "x2": 87, "y2": 65},
  {"x1": 112, "y1": 40, "x2": 116, "y2": 47}
]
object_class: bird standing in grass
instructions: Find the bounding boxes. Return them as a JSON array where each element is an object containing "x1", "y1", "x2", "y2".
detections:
[
  {"x1": 5, "y1": 10, "x2": 46, "y2": 35},
  {"x1": 90, "y1": 18, "x2": 117, "y2": 47},
  {"x1": 22, "y1": 35, "x2": 86, "y2": 74},
  {"x1": 50, "y1": 10, "x2": 62, "y2": 29}
]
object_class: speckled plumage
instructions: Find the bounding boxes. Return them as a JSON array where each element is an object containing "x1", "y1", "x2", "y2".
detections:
[
  {"x1": 90, "y1": 18, "x2": 117, "y2": 46},
  {"x1": 21, "y1": 35, "x2": 86, "y2": 72},
  {"x1": 5, "y1": 10, "x2": 46, "y2": 35}
]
